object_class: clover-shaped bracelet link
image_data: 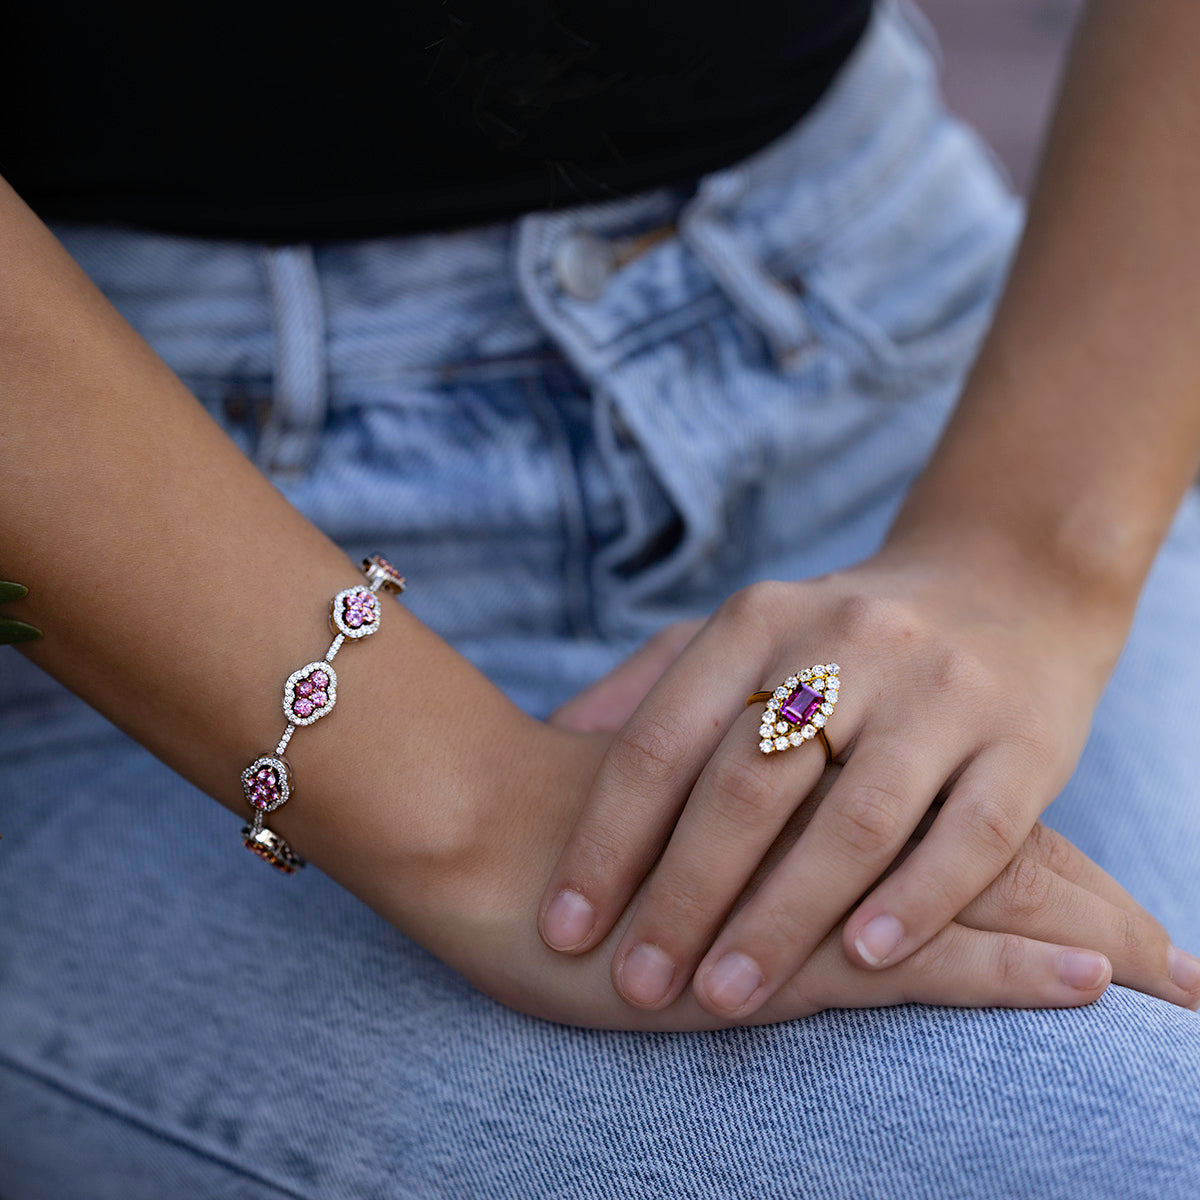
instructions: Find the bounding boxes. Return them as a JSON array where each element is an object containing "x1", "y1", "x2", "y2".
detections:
[{"x1": 239, "y1": 555, "x2": 406, "y2": 873}]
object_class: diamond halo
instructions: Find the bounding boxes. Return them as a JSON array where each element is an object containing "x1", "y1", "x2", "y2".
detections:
[{"x1": 755, "y1": 663, "x2": 839, "y2": 754}]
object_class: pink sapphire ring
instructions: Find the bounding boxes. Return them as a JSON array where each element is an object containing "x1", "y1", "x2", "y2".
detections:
[{"x1": 746, "y1": 663, "x2": 839, "y2": 762}]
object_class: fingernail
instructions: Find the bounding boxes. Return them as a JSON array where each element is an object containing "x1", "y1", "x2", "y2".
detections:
[
  {"x1": 855, "y1": 915, "x2": 904, "y2": 966},
  {"x1": 618, "y1": 943, "x2": 676, "y2": 1007},
  {"x1": 542, "y1": 890, "x2": 595, "y2": 950},
  {"x1": 1168, "y1": 946, "x2": 1200, "y2": 992},
  {"x1": 1058, "y1": 950, "x2": 1109, "y2": 991},
  {"x1": 703, "y1": 952, "x2": 763, "y2": 1012}
]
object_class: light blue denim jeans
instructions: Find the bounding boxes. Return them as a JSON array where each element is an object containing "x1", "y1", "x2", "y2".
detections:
[{"x1": 3, "y1": 4, "x2": 1200, "y2": 1196}]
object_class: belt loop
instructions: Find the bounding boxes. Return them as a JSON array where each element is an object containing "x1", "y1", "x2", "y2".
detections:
[
  {"x1": 677, "y1": 179, "x2": 818, "y2": 369},
  {"x1": 258, "y1": 244, "x2": 329, "y2": 475}
]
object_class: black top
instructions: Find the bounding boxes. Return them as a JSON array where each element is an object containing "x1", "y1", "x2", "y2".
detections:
[{"x1": 2, "y1": 2, "x2": 872, "y2": 241}]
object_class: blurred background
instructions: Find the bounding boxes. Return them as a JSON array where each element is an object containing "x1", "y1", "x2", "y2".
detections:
[{"x1": 917, "y1": 0, "x2": 1087, "y2": 194}]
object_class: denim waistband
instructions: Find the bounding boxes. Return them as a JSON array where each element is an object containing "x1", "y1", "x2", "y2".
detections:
[{"x1": 53, "y1": 0, "x2": 950, "y2": 391}]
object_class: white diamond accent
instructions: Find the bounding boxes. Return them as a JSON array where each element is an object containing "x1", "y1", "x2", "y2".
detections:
[
  {"x1": 775, "y1": 722, "x2": 788, "y2": 734},
  {"x1": 785, "y1": 676, "x2": 799, "y2": 690},
  {"x1": 799, "y1": 669, "x2": 812, "y2": 681},
  {"x1": 759, "y1": 724, "x2": 773, "y2": 739},
  {"x1": 788, "y1": 730, "x2": 803, "y2": 746},
  {"x1": 760, "y1": 739, "x2": 774, "y2": 753},
  {"x1": 773, "y1": 687, "x2": 789, "y2": 700},
  {"x1": 827, "y1": 663, "x2": 839, "y2": 675},
  {"x1": 820, "y1": 702, "x2": 834, "y2": 716},
  {"x1": 767, "y1": 698, "x2": 780, "y2": 711},
  {"x1": 774, "y1": 736, "x2": 790, "y2": 751},
  {"x1": 801, "y1": 724, "x2": 817, "y2": 739},
  {"x1": 813, "y1": 713, "x2": 827, "y2": 728}
]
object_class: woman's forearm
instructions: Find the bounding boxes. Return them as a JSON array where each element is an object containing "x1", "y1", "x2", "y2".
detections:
[
  {"x1": 0, "y1": 177, "x2": 540, "y2": 909},
  {"x1": 885, "y1": 0, "x2": 1200, "y2": 618}
]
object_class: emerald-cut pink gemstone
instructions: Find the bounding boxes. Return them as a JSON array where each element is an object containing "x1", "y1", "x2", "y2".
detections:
[{"x1": 781, "y1": 682, "x2": 821, "y2": 725}]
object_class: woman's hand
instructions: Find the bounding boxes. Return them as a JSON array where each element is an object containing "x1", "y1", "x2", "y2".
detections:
[
  {"x1": 533, "y1": 548, "x2": 1185, "y2": 1020},
  {"x1": 330, "y1": 720, "x2": 1198, "y2": 1029}
]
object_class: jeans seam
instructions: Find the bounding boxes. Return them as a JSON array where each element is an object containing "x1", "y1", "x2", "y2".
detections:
[
  {"x1": 257, "y1": 244, "x2": 330, "y2": 477},
  {"x1": 0, "y1": 1050, "x2": 317, "y2": 1200}
]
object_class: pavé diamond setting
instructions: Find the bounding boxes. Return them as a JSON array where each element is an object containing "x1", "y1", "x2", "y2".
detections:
[
  {"x1": 331, "y1": 586, "x2": 381, "y2": 639},
  {"x1": 237, "y1": 556, "x2": 405, "y2": 873},
  {"x1": 283, "y1": 662, "x2": 338, "y2": 726},
  {"x1": 240, "y1": 755, "x2": 292, "y2": 813}
]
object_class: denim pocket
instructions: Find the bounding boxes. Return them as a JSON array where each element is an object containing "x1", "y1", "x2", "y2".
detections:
[{"x1": 768, "y1": 117, "x2": 1023, "y2": 385}]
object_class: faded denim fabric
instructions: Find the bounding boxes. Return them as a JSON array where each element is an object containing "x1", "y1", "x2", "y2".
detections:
[{"x1": 2, "y1": 4, "x2": 1199, "y2": 1197}]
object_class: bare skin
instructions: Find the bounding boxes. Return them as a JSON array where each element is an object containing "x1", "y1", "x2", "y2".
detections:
[
  {"x1": 5, "y1": 0, "x2": 1200, "y2": 1031},
  {"x1": 536, "y1": 0, "x2": 1200, "y2": 1020}
]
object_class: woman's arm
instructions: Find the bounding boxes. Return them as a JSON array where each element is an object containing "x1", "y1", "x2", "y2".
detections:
[
  {"x1": 851, "y1": 0, "x2": 1200, "y2": 959},
  {"x1": 0, "y1": 173, "x2": 527, "y2": 924},
  {"x1": 886, "y1": 0, "x2": 1200, "y2": 618}
]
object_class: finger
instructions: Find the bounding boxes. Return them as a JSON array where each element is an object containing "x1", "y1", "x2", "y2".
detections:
[
  {"x1": 1020, "y1": 823, "x2": 1162, "y2": 917},
  {"x1": 843, "y1": 743, "x2": 1041, "y2": 970},
  {"x1": 547, "y1": 619, "x2": 704, "y2": 732},
  {"x1": 965, "y1": 845, "x2": 1200, "y2": 1011},
  {"x1": 608, "y1": 703, "x2": 828, "y2": 1008},
  {"x1": 537, "y1": 593, "x2": 775, "y2": 956},
  {"x1": 759, "y1": 920, "x2": 1111, "y2": 1021},
  {"x1": 687, "y1": 732, "x2": 959, "y2": 1017}
]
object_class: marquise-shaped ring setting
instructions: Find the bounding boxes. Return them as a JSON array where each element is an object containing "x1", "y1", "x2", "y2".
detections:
[{"x1": 747, "y1": 663, "x2": 839, "y2": 756}]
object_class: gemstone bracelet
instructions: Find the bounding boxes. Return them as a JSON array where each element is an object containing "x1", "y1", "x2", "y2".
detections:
[{"x1": 239, "y1": 554, "x2": 406, "y2": 873}]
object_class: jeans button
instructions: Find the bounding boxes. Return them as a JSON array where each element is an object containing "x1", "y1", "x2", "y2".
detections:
[{"x1": 552, "y1": 230, "x2": 616, "y2": 301}]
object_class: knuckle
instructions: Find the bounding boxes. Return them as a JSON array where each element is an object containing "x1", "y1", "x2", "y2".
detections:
[
  {"x1": 718, "y1": 579, "x2": 789, "y2": 632},
  {"x1": 994, "y1": 932, "x2": 1030, "y2": 988},
  {"x1": 641, "y1": 872, "x2": 715, "y2": 938},
  {"x1": 1007, "y1": 707, "x2": 1070, "y2": 776},
  {"x1": 707, "y1": 754, "x2": 781, "y2": 828},
  {"x1": 1116, "y1": 908, "x2": 1149, "y2": 963},
  {"x1": 997, "y1": 856, "x2": 1054, "y2": 917},
  {"x1": 1026, "y1": 822, "x2": 1079, "y2": 882},
  {"x1": 904, "y1": 864, "x2": 960, "y2": 917},
  {"x1": 928, "y1": 646, "x2": 988, "y2": 696},
  {"x1": 606, "y1": 711, "x2": 688, "y2": 791},
  {"x1": 829, "y1": 593, "x2": 912, "y2": 645},
  {"x1": 830, "y1": 784, "x2": 908, "y2": 859},
  {"x1": 911, "y1": 923, "x2": 965, "y2": 978},
  {"x1": 966, "y1": 794, "x2": 1023, "y2": 861},
  {"x1": 572, "y1": 819, "x2": 636, "y2": 883},
  {"x1": 754, "y1": 898, "x2": 810, "y2": 949}
]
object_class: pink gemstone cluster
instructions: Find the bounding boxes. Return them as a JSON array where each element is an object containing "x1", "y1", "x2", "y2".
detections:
[
  {"x1": 247, "y1": 763, "x2": 284, "y2": 810},
  {"x1": 341, "y1": 588, "x2": 378, "y2": 630},
  {"x1": 292, "y1": 668, "x2": 330, "y2": 719},
  {"x1": 363, "y1": 554, "x2": 405, "y2": 592},
  {"x1": 241, "y1": 555, "x2": 406, "y2": 873}
]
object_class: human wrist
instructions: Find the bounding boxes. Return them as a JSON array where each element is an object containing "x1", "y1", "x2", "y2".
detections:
[
  {"x1": 327, "y1": 711, "x2": 607, "y2": 1003},
  {"x1": 264, "y1": 625, "x2": 548, "y2": 908},
  {"x1": 879, "y1": 486, "x2": 1145, "y2": 644}
]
